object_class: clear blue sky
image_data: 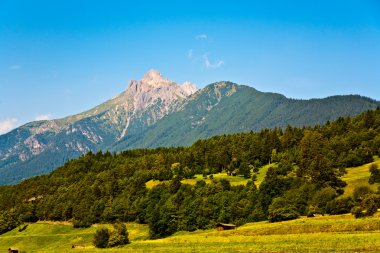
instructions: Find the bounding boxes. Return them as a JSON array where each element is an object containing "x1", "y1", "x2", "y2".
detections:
[{"x1": 1, "y1": 0, "x2": 380, "y2": 134}]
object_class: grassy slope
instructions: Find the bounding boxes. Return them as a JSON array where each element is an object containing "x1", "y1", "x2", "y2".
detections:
[
  {"x1": 1, "y1": 215, "x2": 380, "y2": 253},
  {"x1": 146, "y1": 156, "x2": 378, "y2": 193},
  {"x1": 146, "y1": 164, "x2": 273, "y2": 189},
  {"x1": 0, "y1": 222, "x2": 149, "y2": 253},
  {"x1": 2, "y1": 161, "x2": 379, "y2": 252},
  {"x1": 342, "y1": 156, "x2": 380, "y2": 196},
  {"x1": 145, "y1": 172, "x2": 251, "y2": 189},
  {"x1": 146, "y1": 173, "x2": 251, "y2": 189}
]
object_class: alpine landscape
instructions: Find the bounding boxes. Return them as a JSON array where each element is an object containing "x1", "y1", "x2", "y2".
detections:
[{"x1": 1, "y1": 1, "x2": 380, "y2": 252}]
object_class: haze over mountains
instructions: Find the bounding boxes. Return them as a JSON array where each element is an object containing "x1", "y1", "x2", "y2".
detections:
[{"x1": 0, "y1": 70, "x2": 379, "y2": 185}]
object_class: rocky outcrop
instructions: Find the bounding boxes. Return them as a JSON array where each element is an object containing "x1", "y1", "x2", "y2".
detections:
[
  {"x1": 0, "y1": 70, "x2": 378, "y2": 185},
  {"x1": 0, "y1": 70, "x2": 197, "y2": 184}
]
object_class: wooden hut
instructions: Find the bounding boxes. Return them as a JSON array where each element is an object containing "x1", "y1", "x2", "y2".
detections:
[
  {"x1": 8, "y1": 248, "x2": 19, "y2": 253},
  {"x1": 72, "y1": 244, "x2": 86, "y2": 249},
  {"x1": 216, "y1": 223, "x2": 236, "y2": 231}
]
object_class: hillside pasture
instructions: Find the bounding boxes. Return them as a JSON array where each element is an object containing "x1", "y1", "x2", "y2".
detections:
[
  {"x1": 146, "y1": 163, "x2": 274, "y2": 189},
  {"x1": 342, "y1": 156, "x2": 380, "y2": 196},
  {"x1": 1, "y1": 215, "x2": 380, "y2": 252}
]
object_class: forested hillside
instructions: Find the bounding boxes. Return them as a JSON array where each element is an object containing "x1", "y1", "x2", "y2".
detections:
[
  {"x1": 1, "y1": 79, "x2": 378, "y2": 186},
  {"x1": 113, "y1": 82, "x2": 380, "y2": 150},
  {"x1": 0, "y1": 108, "x2": 379, "y2": 238}
]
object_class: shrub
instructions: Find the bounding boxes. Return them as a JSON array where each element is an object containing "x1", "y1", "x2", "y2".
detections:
[
  {"x1": 351, "y1": 194, "x2": 379, "y2": 218},
  {"x1": 307, "y1": 206, "x2": 323, "y2": 217},
  {"x1": 362, "y1": 194, "x2": 379, "y2": 216},
  {"x1": 353, "y1": 186, "x2": 373, "y2": 202},
  {"x1": 93, "y1": 227, "x2": 110, "y2": 248},
  {"x1": 326, "y1": 197, "x2": 355, "y2": 215},
  {"x1": 268, "y1": 207, "x2": 299, "y2": 222},
  {"x1": 268, "y1": 197, "x2": 299, "y2": 222},
  {"x1": 0, "y1": 209, "x2": 21, "y2": 235},
  {"x1": 310, "y1": 187, "x2": 336, "y2": 213},
  {"x1": 109, "y1": 222, "x2": 129, "y2": 247},
  {"x1": 351, "y1": 206, "x2": 363, "y2": 218},
  {"x1": 73, "y1": 219, "x2": 91, "y2": 228},
  {"x1": 369, "y1": 164, "x2": 380, "y2": 184}
]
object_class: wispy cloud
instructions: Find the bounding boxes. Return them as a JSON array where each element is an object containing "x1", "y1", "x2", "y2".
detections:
[
  {"x1": 203, "y1": 54, "x2": 224, "y2": 69},
  {"x1": 9, "y1": 65, "x2": 21, "y2": 70},
  {"x1": 195, "y1": 34, "x2": 207, "y2": 40},
  {"x1": 35, "y1": 114, "x2": 52, "y2": 121},
  {"x1": 0, "y1": 118, "x2": 18, "y2": 134},
  {"x1": 188, "y1": 35, "x2": 224, "y2": 69}
]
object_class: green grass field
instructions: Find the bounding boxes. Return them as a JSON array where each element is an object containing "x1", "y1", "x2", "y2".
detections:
[
  {"x1": 146, "y1": 172, "x2": 251, "y2": 189},
  {"x1": 0, "y1": 222, "x2": 149, "y2": 253},
  {"x1": 2, "y1": 160, "x2": 380, "y2": 253},
  {"x1": 146, "y1": 163, "x2": 274, "y2": 189},
  {"x1": 342, "y1": 156, "x2": 380, "y2": 196},
  {"x1": 1, "y1": 214, "x2": 380, "y2": 253}
]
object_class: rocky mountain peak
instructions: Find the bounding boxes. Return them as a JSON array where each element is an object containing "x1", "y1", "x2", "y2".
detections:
[
  {"x1": 115, "y1": 70, "x2": 198, "y2": 139},
  {"x1": 140, "y1": 69, "x2": 172, "y2": 88},
  {"x1": 143, "y1": 69, "x2": 163, "y2": 80},
  {"x1": 126, "y1": 70, "x2": 198, "y2": 109}
]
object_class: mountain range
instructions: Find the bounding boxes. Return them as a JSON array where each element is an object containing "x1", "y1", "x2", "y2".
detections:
[{"x1": 0, "y1": 70, "x2": 379, "y2": 185}]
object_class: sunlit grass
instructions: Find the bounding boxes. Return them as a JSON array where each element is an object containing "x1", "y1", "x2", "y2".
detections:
[
  {"x1": 1, "y1": 215, "x2": 380, "y2": 253},
  {"x1": 145, "y1": 163, "x2": 275, "y2": 189},
  {"x1": 254, "y1": 163, "x2": 275, "y2": 186},
  {"x1": 146, "y1": 173, "x2": 250, "y2": 189},
  {"x1": 0, "y1": 221, "x2": 149, "y2": 253},
  {"x1": 342, "y1": 156, "x2": 380, "y2": 196}
]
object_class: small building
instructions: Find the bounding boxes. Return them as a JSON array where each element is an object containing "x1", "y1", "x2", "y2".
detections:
[
  {"x1": 216, "y1": 223, "x2": 236, "y2": 231},
  {"x1": 72, "y1": 244, "x2": 86, "y2": 249},
  {"x1": 8, "y1": 248, "x2": 19, "y2": 253}
]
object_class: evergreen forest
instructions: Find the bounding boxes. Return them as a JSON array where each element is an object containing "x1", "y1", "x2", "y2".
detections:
[{"x1": 0, "y1": 108, "x2": 379, "y2": 239}]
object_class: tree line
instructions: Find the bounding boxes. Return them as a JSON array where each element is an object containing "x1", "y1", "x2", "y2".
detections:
[{"x1": 0, "y1": 108, "x2": 379, "y2": 238}]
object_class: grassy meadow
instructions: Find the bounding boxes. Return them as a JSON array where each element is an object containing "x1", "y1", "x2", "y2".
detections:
[
  {"x1": 145, "y1": 173, "x2": 251, "y2": 189},
  {"x1": 1, "y1": 160, "x2": 379, "y2": 253},
  {"x1": 342, "y1": 156, "x2": 380, "y2": 196},
  {"x1": 145, "y1": 163, "x2": 273, "y2": 189},
  {"x1": 1, "y1": 214, "x2": 380, "y2": 253},
  {"x1": 145, "y1": 154, "x2": 379, "y2": 193}
]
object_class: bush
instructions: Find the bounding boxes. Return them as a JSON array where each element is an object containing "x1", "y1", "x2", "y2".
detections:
[
  {"x1": 307, "y1": 206, "x2": 323, "y2": 217},
  {"x1": 351, "y1": 206, "x2": 363, "y2": 218},
  {"x1": 326, "y1": 197, "x2": 355, "y2": 215},
  {"x1": 351, "y1": 194, "x2": 379, "y2": 218},
  {"x1": 362, "y1": 194, "x2": 379, "y2": 216},
  {"x1": 73, "y1": 219, "x2": 91, "y2": 228},
  {"x1": 268, "y1": 197, "x2": 299, "y2": 222},
  {"x1": 93, "y1": 227, "x2": 110, "y2": 248},
  {"x1": 369, "y1": 164, "x2": 380, "y2": 184},
  {"x1": 109, "y1": 223, "x2": 129, "y2": 247},
  {"x1": 353, "y1": 186, "x2": 373, "y2": 202},
  {"x1": 268, "y1": 207, "x2": 299, "y2": 222},
  {"x1": 310, "y1": 187, "x2": 336, "y2": 213},
  {"x1": 0, "y1": 209, "x2": 21, "y2": 235}
]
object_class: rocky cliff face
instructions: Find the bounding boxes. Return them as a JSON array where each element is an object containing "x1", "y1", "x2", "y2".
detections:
[
  {"x1": 115, "y1": 70, "x2": 197, "y2": 138},
  {"x1": 0, "y1": 70, "x2": 379, "y2": 185},
  {"x1": 0, "y1": 70, "x2": 197, "y2": 184}
]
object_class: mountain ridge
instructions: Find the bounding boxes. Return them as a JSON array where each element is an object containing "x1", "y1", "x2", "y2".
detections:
[
  {"x1": 0, "y1": 71, "x2": 379, "y2": 185},
  {"x1": 112, "y1": 82, "x2": 379, "y2": 150}
]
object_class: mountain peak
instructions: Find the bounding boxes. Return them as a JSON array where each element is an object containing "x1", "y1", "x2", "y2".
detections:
[
  {"x1": 139, "y1": 69, "x2": 172, "y2": 88},
  {"x1": 123, "y1": 70, "x2": 198, "y2": 114},
  {"x1": 129, "y1": 70, "x2": 198, "y2": 94},
  {"x1": 143, "y1": 69, "x2": 163, "y2": 81}
]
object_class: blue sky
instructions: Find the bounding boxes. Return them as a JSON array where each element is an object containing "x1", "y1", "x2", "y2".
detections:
[{"x1": 1, "y1": 0, "x2": 380, "y2": 134}]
